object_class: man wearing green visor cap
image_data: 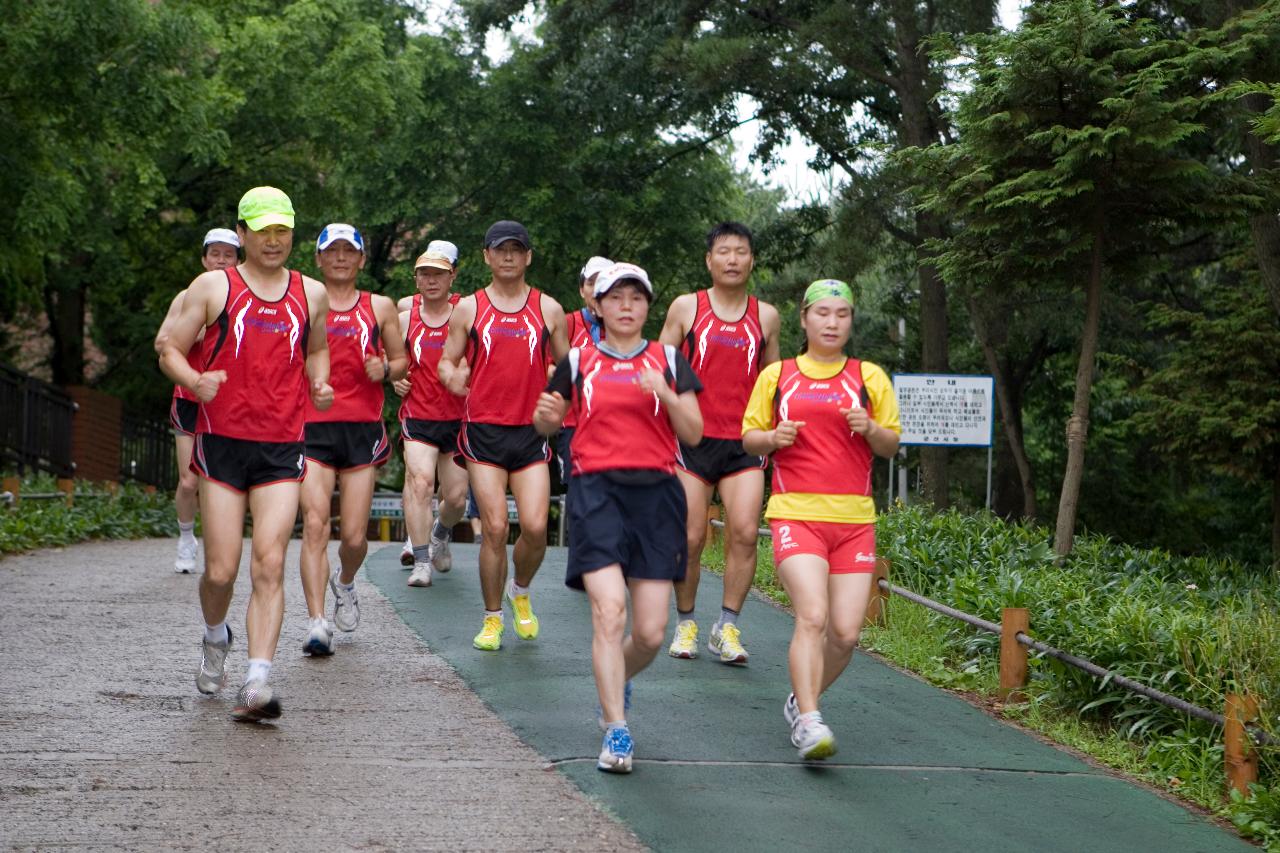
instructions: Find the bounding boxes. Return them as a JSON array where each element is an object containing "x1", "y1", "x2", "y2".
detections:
[{"x1": 160, "y1": 185, "x2": 335, "y2": 723}]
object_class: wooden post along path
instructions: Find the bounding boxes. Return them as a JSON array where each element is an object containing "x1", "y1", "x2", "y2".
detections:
[{"x1": 999, "y1": 607, "x2": 1030, "y2": 703}]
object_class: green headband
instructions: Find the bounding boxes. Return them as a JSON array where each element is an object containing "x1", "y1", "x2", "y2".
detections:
[{"x1": 802, "y1": 278, "x2": 854, "y2": 307}]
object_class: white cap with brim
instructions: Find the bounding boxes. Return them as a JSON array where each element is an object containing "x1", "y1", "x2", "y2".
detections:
[
  {"x1": 580, "y1": 256, "x2": 613, "y2": 281},
  {"x1": 593, "y1": 262, "x2": 653, "y2": 298},
  {"x1": 203, "y1": 228, "x2": 240, "y2": 249},
  {"x1": 426, "y1": 240, "x2": 459, "y2": 265}
]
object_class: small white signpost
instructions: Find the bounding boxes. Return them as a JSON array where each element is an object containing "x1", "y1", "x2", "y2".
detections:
[{"x1": 891, "y1": 374, "x2": 996, "y2": 507}]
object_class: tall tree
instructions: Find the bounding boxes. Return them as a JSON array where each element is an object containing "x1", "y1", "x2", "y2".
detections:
[{"x1": 903, "y1": 0, "x2": 1247, "y2": 555}]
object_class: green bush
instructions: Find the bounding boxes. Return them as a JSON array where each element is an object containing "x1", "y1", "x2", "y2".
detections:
[{"x1": 0, "y1": 479, "x2": 174, "y2": 556}]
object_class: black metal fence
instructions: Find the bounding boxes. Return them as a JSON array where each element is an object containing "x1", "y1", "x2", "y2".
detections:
[
  {"x1": 120, "y1": 411, "x2": 176, "y2": 491},
  {"x1": 0, "y1": 363, "x2": 76, "y2": 477}
]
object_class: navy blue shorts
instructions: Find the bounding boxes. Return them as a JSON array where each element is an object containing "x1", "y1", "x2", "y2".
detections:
[
  {"x1": 566, "y1": 473, "x2": 688, "y2": 591},
  {"x1": 676, "y1": 436, "x2": 765, "y2": 485}
]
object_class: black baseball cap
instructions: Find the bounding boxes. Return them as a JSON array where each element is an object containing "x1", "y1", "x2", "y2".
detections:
[{"x1": 484, "y1": 220, "x2": 531, "y2": 250}]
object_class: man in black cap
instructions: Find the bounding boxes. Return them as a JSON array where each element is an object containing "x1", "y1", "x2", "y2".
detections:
[{"x1": 440, "y1": 221, "x2": 569, "y2": 651}]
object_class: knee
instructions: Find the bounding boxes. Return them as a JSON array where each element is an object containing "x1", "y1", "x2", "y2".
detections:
[
  {"x1": 687, "y1": 527, "x2": 707, "y2": 555},
  {"x1": 480, "y1": 519, "x2": 509, "y2": 547},
  {"x1": 518, "y1": 516, "x2": 547, "y2": 542},
  {"x1": 340, "y1": 528, "x2": 367, "y2": 553},
  {"x1": 829, "y1": 624, "x2": 862, "y2": 651},
  {"x1": 407, "y1": 470, "x2": 434, "y2": 499},
  {"x1": 632, "y1": 621, "x2": 667, "y2": 655},
  {"x1": 592, "y1": 599, "x2": 627, "y2": 640},
  {"x1": 251, "y1": 548, "x2": 285, "y2": 582},
  {"x1": 442, "y1": 482, "x2": 467, "y2": 511},
  {"x1": 794, "y1": 608, "x2": 828, "y2": 636},
  {"x1": 727, "y1": 519, "x2": 759, "y2": 550},
  {"x1": 177, "y1": 470, "x2": 199, "y2": 495}
]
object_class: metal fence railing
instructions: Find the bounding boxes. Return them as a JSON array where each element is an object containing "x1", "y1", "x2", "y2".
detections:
[
  {"x1": 120, "y1": 411, "x2": 175, "y2": 491},
  {"x1": 0, "y1": 363, "x2": 77, "y2": 478}
]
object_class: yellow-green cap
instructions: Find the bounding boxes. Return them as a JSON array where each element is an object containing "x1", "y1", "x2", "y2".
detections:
[
  {"x1": 237, "y1": 186, "x2": 295, "y2": 231},
  {"x1": 803, "y1": 278, "x2": 854, "y2": 307}
]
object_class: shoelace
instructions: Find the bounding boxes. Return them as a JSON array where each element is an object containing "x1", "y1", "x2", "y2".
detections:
[
  {"x1": 604, "y1": 727, "x2": 633, "y2": 756},
  {"x1": 676, "y1": 623, "x2": 697, "y2": 644},
  {"x1": 722, "y1": 624, "x2": 744, "y2": 649},
  {"x1": 512, "y1": 595, "x2": 534, "y2": 622}
]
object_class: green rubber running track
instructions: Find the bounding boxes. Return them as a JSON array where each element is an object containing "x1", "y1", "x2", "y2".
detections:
[{"x1": 367, "y1": 543, "x2": 1247, "y2": 852}]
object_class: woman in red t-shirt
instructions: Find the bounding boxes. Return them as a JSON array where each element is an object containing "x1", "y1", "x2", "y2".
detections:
[{"x1": 534, "y1": 262, "x2": 703, "y2": 774}]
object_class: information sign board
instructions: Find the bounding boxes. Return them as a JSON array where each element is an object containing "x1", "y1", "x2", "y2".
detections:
[{"x1": 892, "y1": 374, "x2": 994, "y2": 447}]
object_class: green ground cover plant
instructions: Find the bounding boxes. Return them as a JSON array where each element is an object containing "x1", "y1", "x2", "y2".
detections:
[
  {"x1": 0, "y1": 474, "x2": 174, "y2": 557},
  {"x1": 703, "y1": 504, "x2": 1278, "y2": 846}
]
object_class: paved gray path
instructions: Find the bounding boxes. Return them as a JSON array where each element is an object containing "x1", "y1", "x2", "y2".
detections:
[{"x1": 0, "y1": 538, "x2": 642, "y2": 851}]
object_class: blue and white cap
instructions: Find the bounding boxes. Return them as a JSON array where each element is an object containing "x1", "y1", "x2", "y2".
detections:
[
  {"x1": 316, "y1": 223, "x2": 364, "y2": 253},
  {"x1": 426, "y1": 240, "x2": 459, "y2": 265}
]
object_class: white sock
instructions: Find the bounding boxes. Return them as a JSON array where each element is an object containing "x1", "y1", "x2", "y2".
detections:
[
  {"x1": 204, "y1": 622, "x2": 228, "y2": 645},
  {"x1": 245, "y1": 658, "x2": 272, "y2": 684},
  {"x1": 178, "y1": 520, "x2": 196, "y2": 539},
  {"x1": 404, "y1": 535, "x2": 412, "y2": 549},
  {"x1": 509, "y1": 581, "x2": 529, "y2": 597}
]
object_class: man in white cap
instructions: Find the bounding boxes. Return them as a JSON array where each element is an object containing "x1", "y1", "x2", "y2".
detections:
[
  {"x1": 556, "y1": 255, "x2": 612, "y2": 512},
  {"x1": 397, "y1": 239, "x2": 461, "y2": 567},
  {"x1": 297, "y1": 224, "x2": 406, "y2": 656},
  {"x1": 154, "y1": 228, "x2": 242, "y2": 574},
  {"x1": 394, "y1": 243, "x2": 469, "y2": 586},
  {"x1": 160, "y1": 186, "x2": 334, "y2": 722}
]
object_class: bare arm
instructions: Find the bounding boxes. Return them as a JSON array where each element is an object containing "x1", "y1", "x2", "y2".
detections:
[
  {"x1": 159, "y1": 274, "x2": 224, "y2": 400},
  {"x1": 154, "y1": 291, "x2": 187, "y2": 355},
  {"x1": 759, "y1": 301, "x2": 782, "y2": 366},
  {"x1": 743, "y1": 421, "x2": 804, "y2": 456},
  {"x1": 396, "y1": 294, "x2": 414, "y2": 313},
  {"x1": 841, "y1": 408, "x2": 900, "y2": 458},
  {"x1": 532, "y1": 391, "x2": 567, "y2": 437},
  {"x1": 541, "y1": 293, "x2": 570, "y2": 363},
  {"x1": 658, "y1": 293, "x2": 694, "y2": 347},
  {"x1": 374, "y1": 294, "x2": 408, "y2": 382},
  {"x1": 439, "y1": 295, "x2": 475, "y2": 395},
  {"x1": 393, "y1": 309, "x2": 413, "y2": 397},
  {"x1": 303, "y1": 278, "x2": 333, "y2": 409}
]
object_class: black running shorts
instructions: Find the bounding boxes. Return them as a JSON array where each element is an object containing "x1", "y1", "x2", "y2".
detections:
[
  {"x1": 455, "y1": 422, "x2": 551, "y2": 473},
  {"x1": 170, "y1": 398, "x2": 198, "y2": 436},
  {"x1": 402, "y1": 417, "x2": 460, "y2": 454},
  {"x1": 192, "y1": 433, "x2": 306, "y2": 493},
  {"x1": 676, "y1": 436, "x2": 766, "y2": 485},
  {"x1": 565, "y1": 472, "x2": 688, "y2": 591},
  {"x1": 304, "y1": 421, "x2": 391, "y2": 471}
]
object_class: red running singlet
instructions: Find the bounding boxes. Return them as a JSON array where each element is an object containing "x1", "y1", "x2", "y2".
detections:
[
  {"x1": 771, "y1": 358, "x2": 873, "y2": 496},
  {"x1": 562, "y1": 308, "x2": 602, "y2": 429},
  {"x1": 308, "y1": 290, "x2": 383, "y2": 424},
  {"x1": 197, "y1": 267, "x2": 310, "y2": 442},
  {"x1": 463, "y1": 286, "x2": 550, "y2": 426},
  {"x1": 401, "y1": 293, "x2": 464, "y2": 422},
  {"x1": 570, "y1": 343, "x2": 680, "y2": 476},
  {"x1": 173, "y1": 335, "x2": 204, "y2": 403},
  {"x1": 681, "y1": 289, "x2": 765, "y2": 439}
]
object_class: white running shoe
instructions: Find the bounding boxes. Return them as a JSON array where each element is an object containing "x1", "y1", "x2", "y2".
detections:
[
  {"x1": 791, "y1": 713, "x2": 837, "y2": 761},
  {"x1": 400, "y1": 537, "x2": 413, "y2": 568},
  {"x1": 428, "y1": 534, "x2": 452, "y2": 573},
  {"x1": 708, "y1": 621, "x2": 749, "y2": 665},
  {"x1": 783, "y1": 693, "x2": 799, "y2": 729},
  {"x1": 668, "y1": 619, "x2": 699, "y2": 659},
  {"x1": 330, "y1": 573, "x2": 360, "y2": 632},
  {"x1": 175, "y1": 537, "x2": 198, "y2": 573},
  {"x1": 195, "y1": 627, "x2": 232, "y2": 694},
  {"x1": 597, "y1": 726, "x2": 634, "y2": 774},
  {"x1": 231, "y1": 678, "x2": 281, "y2": 722},
  {"x1": 407, "y1": 561, "x2": 433, "y2": 587},
  {"x1": 302, "y1": 619, "x2": 334, "y2": 656}
]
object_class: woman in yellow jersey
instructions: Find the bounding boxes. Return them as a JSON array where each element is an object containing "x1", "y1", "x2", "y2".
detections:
[{"x1": 741, "y1": 279, "x2": 901, "y2": 760}]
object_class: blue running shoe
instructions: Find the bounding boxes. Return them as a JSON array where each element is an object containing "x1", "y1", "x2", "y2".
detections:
[{"x1": 597, "y1": 726, "x2": 634, "y2": 773}]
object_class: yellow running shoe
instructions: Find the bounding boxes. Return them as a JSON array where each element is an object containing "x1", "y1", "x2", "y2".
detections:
[
  {"x1": 668, "y1": 619, "x2": 699, "y2": 659},
  {"x1": 472, "y1": 615, "x2": 504, "y2": 651},
  {"x1": 505, "y1": 588, "x2": 540, "y2": 640},
  {"x1": 709, "y1": 621, "x2": 749, "y2": 664}
]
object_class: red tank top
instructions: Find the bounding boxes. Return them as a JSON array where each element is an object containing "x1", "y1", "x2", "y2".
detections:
[
  {"x1": 681, "y1": 290, "x2": 765, "y2": 439},
  {"x1": 198, "y1": 267, "x2": 310, "y2": 442},
  {"x1": 173, "y1": 335, "x2": 204, "y2": 403},
  {"x1": 570, "y1": 342, "x2": 680, "y2": 476},
  {"x1": 771, "y1": 358, "x2": 873, "y2": 496},
  {"x1": 401, "y1": 293, "x2": 464, "y2": 422},
  {"x1": 464, "y1": 286, "x2": 550, "y2": 425},
  {"x1": 562, "y1": 308, "x2": 602, "y2": 429},
  {"x1": 308, "y1": 290, "x2": 383, "y2": 423}
]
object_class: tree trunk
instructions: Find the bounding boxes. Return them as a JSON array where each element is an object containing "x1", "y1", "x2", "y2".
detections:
[
  {"x1": 43, "y1": 277, "x2": 86, "y2": 387},
  {"x1": 1054, "y1": 210, "x2": 1106, "y2": 557},
  {"x1": 968, "y1": 295, "x2": 1036, "y2": 518},
  {"x1": 1272, "y1": 456, "x2": 1279, "y2": 575},
  {"x1": 1242, "y1": 122, "x2": 1280, "y2": 324}
]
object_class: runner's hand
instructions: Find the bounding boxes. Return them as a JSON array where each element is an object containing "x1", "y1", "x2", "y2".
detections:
[
  {"x1": 838, "y1": 406, "x2": 872, "y2": 435},
  {"x1": 364, "y1": 354, "x2": 386, "y2": 382},
  {"x1": 194, "y1": 370, "x2": 227, "y2": 403},
  {"x1": 393, "y1": 377, "x2": 412, "y2": 397},
  {"x1": 772, "y1": 420, "x2": 805, "y2": 449},
  {"x1": 636, "y1": 368, "x2": 673, "y2": 404},
  {"x1": 534, "y1": 391, "x2": 567, "y2": 425},
  {"x1": 311, "y1": 379, "x2": 335, "y2": 411},
  {"x1": 444, "y1": 363, "x2": 470, "y2": 396}
]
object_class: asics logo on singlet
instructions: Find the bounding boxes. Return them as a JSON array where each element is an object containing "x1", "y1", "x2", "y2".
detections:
[
  {"x1": 334, "y1": 314, "x2": 350, "y2": 321},
  {"x1": 610, "y1": 362, "x2": 635, "y2": 371},
  {"x1": 500, "y1": 317, "x2": 518, "y2": 323},
  {"x1": 812, "y1": 382, "x2": 830, "y2": 389},
  {"x1": 259, "y1": 308, "x2": 278, "y2": 316},
  {"x1": 778, "y1": 524, "x2": 796, "y2": 550}
]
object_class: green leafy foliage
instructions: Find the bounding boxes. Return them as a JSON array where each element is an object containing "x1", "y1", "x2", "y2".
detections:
[{"x1": 0, "y1": 479, "x2": 174, "y2": 557}]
